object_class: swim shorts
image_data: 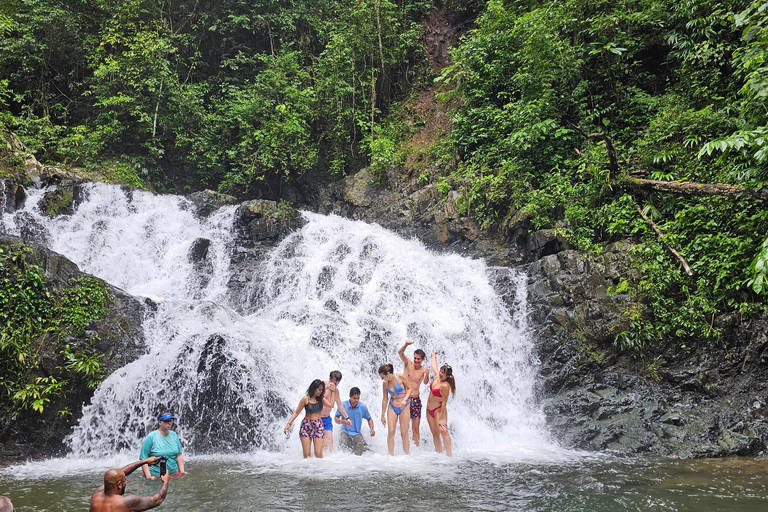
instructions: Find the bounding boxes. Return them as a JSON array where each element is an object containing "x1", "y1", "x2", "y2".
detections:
[
  {"x1": 410, "y1": 397, "x2": 422, "y2": 419},
  {"x1": 299, "y1": 418, "x2": 324, "y2": 439},
  {"x1": 322, "y1": 416, "x2": 333, "y2": 431}
]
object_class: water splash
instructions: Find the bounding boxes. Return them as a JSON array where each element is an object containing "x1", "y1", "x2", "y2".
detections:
[{"x1": 2, "y1": 182, "x2": 551, "y2": 457}]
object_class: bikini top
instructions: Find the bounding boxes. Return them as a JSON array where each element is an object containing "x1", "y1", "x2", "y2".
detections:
[
  {"x1": 430, "y1": 381, "x2": 443, "y2": 398},
  {"x1": 305, "y1": 399, "x2": 323, "y2": 414},
  {"x1": 387, "y1": 381, "x2": 404, "y2": 397}
]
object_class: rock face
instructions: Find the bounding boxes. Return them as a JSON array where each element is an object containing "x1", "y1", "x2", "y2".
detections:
[
  {"x1": 525, "y1": 242, "x2": 768, "y2": 457},
  {"x1": 0, "y1": 235, "x2": 147, "y2": 460}
]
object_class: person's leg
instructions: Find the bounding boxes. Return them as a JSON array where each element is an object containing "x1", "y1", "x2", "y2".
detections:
[
  {"x1": 412, "y1": 417, "x2": 421, "y2": 447},
  {"x1": 338, "y1": 431, "x2": 353, "y2": 453},
  {"x1": 442, "y1": 428, "x2": 452, "y2": 457},
  {"x1": 313, "y1": 437, "x2": 324, "y2": 458},
  {"x1": 300, "y1": 436, "x2": 312, "y2": 458},
  {"x1": 386, "y1": 404, "x2": 398, "y2": 455},
  {"x1": 322, "y1": 416, "x2": 334, "y2": 452},
  {"x1": 352, "y1": 434, "x2": 365, "y2": 456},
  {"x1": 399, "y1": 406, "x2": 411, "y2": 455},
  {"x1": 410, "y1": 397, "x2": 422, "y2": 447},
  {"x1": 426, "y1": 410, "x2": 442, "y2": 453}
]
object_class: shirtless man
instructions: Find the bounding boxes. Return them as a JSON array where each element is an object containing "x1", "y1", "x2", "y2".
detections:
[
  {"x1": 398, "y1": 339, "x2": 429, "y2": 446},
  {"x1": 0, "y1": 496, "x2": 13, "y2": 512},
  {"x1": 322, "y1": 370, "x2": 351, "y2": 452},
  {"x1": 90, "y1": 457, "x2": 170, "y2": 512}
]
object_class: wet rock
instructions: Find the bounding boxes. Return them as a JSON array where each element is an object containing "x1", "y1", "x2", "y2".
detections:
[
  {"x1": 234, "y1": 199, "x2": 306, "y2": 242},
  {"x1": 188, "y1": 189, "x2": 239, "y2": 218},
  {"x1": 344, "y1": 169, "x2": 379, "y2": 207},
  {"x1": 38, "y1": 180, "x2": 88, "y2": 217},
  {"x1": 0, "y1": 235, "x2": 146, "y2": 460}
]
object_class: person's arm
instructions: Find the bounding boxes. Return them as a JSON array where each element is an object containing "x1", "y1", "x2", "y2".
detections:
[
  {"x1": 334, "y1": 390, "x2": 350, "y2": 423},
  {"x1": 397, "y1": 374, "x2": 411, "y2": 406},
  {"x1": 398, "y1": 340, "x2": 413, "y2": 368},
  {"x1": 284, "y1": 396, "x2": 308, "y2": 434},
  {"x1": 124, "y1": 470, "x2": 170, "y2": 511},
  {"x1": 438, "y1": 385, "x2": 450, "y2": 433},
  {"x1": 139, "y1": 436, "x2": 157, "y2": 479},
  {"x1": 381, "y1": 382, "x2": 387, "y2": 426},
  {"x1": 431, "y1": 350, "x2": 439, "y2": 376},
  {"x1": 124, "y1": 457, "x2": 161, "y2": 477},
  {"x1": 367, "y1": 417, "x2": 376, "y2": 437},
  {"x1": 423, "y1": 368, "x2": 430, "y2": 385},
  {"x1": 176, "y1": 453, "x2": 187, "y2": 475}
]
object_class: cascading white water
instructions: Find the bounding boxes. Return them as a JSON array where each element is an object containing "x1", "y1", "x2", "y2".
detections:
[{"x1": 2, "y1": 182, "x2": 550, "y2": 457}]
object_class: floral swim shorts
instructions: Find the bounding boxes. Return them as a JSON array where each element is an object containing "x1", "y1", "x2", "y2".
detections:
[
  {"x1": 410, "y1": 397, "x2": 422, "y2": 419},
  {"x1": 299, "y1": 418, "x2": 324, "y2": 439}
]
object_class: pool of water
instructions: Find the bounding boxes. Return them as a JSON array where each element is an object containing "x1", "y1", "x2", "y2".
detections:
[{"x1": 2, "y1": 448, "x2": 767, "y2": 511}]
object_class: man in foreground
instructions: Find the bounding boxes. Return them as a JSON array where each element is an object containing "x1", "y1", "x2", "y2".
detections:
[
  {"x1": 0, "y1": 496, "x2": 13, "y2": 512},
  {"x1": 90, "y1": 456, "x2": 170, "y2": 512},
  {"x1": 398, "y1": 339, "x2": 429, "y2": 446},
  {"x1": 335, "y1": 387, "x2": 375, "y2": 455}
]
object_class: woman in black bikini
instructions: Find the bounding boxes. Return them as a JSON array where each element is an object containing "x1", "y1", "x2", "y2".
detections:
[
  {"x1": 284, "y1": 379, "x2": 334, "y2": 458},
  {"x1": 378, "y1": 363, "x2": 412, "y2": 455},
  {"x1": 426, "y1": 350, "x2": 455, "y2": 456}
]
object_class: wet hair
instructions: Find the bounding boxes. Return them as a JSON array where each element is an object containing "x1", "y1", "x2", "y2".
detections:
[
  {"x1": 329, "y1": 370, "x2": 342, "y2": 382},
  {"x1": 414, "y1": 349, "x2": 426, "y2": 359},
  {"x1": 441, "y1": 364, "x2": 456, "y2": 396},
  {"x1": 349, "y1": 386, "x2": 361, "y2": 397},
  {"x1": 378, "y1": 363, "x2": 394, "y2": 375},
  {"x1": 307, "y1": 379, "x2": 325, "y2": 398}
]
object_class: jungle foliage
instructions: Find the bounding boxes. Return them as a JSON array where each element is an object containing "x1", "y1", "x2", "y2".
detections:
[
  {"x1": 0, "y1": 0, "x2": 432, "y2": 194},
  {"x1": 0, "y1": 244, "x2": 110, "y2": 418},
  {"x1": 438, "y1": 0, "x2": 768, "y2": 350},
  {"x1": 1, "y1": 0, "x2": 767, "y2": 351}
]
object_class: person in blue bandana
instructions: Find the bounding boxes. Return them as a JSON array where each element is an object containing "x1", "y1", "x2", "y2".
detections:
[{"x1": 140, "y1": 413, "x2": 187, "y2": 479}]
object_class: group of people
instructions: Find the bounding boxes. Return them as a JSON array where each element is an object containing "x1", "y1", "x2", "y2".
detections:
[
  {"x1": 285, "y1": 340, "x2": 456, "y2": 457},
  {"x1": 77, "y1": 341, "x2": 453, "y2": 511}
]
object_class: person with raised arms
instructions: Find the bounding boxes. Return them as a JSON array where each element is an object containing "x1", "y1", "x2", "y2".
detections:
[
  {"x1": 426, "y1": 350, "x2": 455, "y2": 457},
  {"x1": 378, "y1": 363, "x2": 412, "y2": 455},
  {"x1": 398, "y1": 339, "x2": 429, "y2": 447},
  {"x1": 90, "y1": 457, "x2": 169, "y2": 512}
]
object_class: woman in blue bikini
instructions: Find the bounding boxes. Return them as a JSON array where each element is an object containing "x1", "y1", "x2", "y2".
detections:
[{"x1": 378, "y1": 363, "x2": 412, "y2": 455}]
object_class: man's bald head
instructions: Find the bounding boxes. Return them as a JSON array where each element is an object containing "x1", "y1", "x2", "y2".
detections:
[
  {"x1": 0, "y1": 495, "x2": 14, "y2": 512},
  {"x1": 104, "y1": 468, "x2": 127, "y2": 495}
]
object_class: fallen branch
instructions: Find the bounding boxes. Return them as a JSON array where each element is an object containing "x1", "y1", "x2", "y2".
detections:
[
  {"x1": 625, "y1": 177, "x2": 768, "y2": 200},
  {"x1": 634, "y1": 205, "x2": 693, "y2": 276}
]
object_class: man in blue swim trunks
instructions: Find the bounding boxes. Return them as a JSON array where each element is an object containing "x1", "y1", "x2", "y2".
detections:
[
  {"x1": 321, "y1": 370, "x2": 351, "y2": 452},
  {"x1": 335, "y1": 387, "x2": 375, "y2": 455}
]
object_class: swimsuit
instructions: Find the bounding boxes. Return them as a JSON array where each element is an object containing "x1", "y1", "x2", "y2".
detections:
[
  {"x1": 299, "y1": 418, "x2": 324, "y2": 438},
  {"x1": 409, "y1": 397, "x2": 422, "y2": 418},
  {"x1": 387, "y1": 381, "x2": 408, "y2": 416},
  {"x1": 428, "y1": 381, "x2": 443, "y2": 418},
  {"x1": 304, "y1": 399, "x2": 322, "y2": 414},
  {"x1": 322, "y1": 416, "x2": 333, "y2": 431}
]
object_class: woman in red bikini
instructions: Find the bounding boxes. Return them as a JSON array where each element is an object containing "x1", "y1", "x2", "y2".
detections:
[
  {"x1": 378, "y1": 363, "x2": 412, "y2": 455},
  {"x1": 426, "y1": 350, "x2": 455, "y2": 456},
  {"x1": 284, "y1": 379, "x2": 334, "y2": 458}
]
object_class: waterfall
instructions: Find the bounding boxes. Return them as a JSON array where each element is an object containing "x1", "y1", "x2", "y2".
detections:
[{"x1": 2, "y1": 182, "x2": 549, "y2": 456}]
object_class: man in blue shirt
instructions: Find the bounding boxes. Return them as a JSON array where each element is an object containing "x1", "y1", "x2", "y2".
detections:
[{"x1": 334, "y1": 387, "x2": 375, "y2": 455}]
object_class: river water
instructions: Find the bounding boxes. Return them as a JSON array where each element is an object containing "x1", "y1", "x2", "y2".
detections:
[{"x1": 2, "y1": 182, "x2": 768, "y2": 510}]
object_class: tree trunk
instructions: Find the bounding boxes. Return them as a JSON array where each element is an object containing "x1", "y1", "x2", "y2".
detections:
[{"x1": 624, "y1": 178, "x2": 768, "y2": 200}]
